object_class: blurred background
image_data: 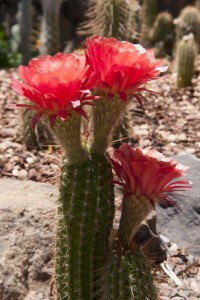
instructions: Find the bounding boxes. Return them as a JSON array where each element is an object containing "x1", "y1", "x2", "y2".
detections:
[{"x1": 0, "y1": 0, "x2": 198, "y2": 67}]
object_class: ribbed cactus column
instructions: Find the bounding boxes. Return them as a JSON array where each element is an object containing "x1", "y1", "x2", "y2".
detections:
[
  {"x1": 56, "y1": 155, "x2": 115, "y2": 299},
  {"x1": 118, "y1": 195, "x2": 153, "y2": 249},
  {"x1": 103, "y1": 252, "x2": 156, "y2": 300},
  {"x1": 91, "y1": 154, "x2": 115, "y2": 288},
  {"x1": 43, "y1": 110, "x2": 115, "y2": 299},
  {"x1": 104, "y1": 195, "x2": 157, "y2": 300},
  {"x1": 176, "y1": 38, "x2": 196, "y2": 87},
  {"x1": 91, "y1": 95, "x2": 127, "y2": 153}
]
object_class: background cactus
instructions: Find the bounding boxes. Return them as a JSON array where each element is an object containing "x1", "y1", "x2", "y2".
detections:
[
  {"x1": 40, "y1": 0, "x2": 62, "y2": 55},
  {"x1": 140, "y1": 0, "x2": 158, "y2": 47},
  {"x1": 151, "y1": 12, "x2": 174, "y2": 57},
  {"x1": 151, "y1": 12, "x2": 174, "y2": 44},
  {"x1": 176, "y1": 37, "x2": 197, "y2": 87},
  {"x1": 21, "y1": 109, "x2": 54, "y2": 149},
  {"x1": 77, "y1": 0, "x2": 131, "y2": 40},
  {"x1": 176, "y1": 5, "x2": 200, "y2": 48},
  {"x1": 19, "y1": 0, "x2": 32, "y2": 65}
]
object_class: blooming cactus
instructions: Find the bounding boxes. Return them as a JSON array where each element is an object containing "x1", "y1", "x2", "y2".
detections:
[
  {"x1": 8, "y1": 36, "x2": 189, "y2": 299},
  {"x1": 111, "y1": 143, "x2": 192, "y2": 206},
  {"x1": 11, "y1": 52, "x2": 97, "y2": 127},
  {"x1": 86, "y1": 35, "x2": 167, "y2": 102},
  {"x1": 85, "y1": 36, "x2": 168, "y2": 153},
  {"x1": 111, "y1": 143, "x2": 192, "y2": 252}
]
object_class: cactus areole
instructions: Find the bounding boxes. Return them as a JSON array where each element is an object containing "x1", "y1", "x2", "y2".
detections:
[{"x1": 10, "y1": 35, "x2": 191, "y2": 299}]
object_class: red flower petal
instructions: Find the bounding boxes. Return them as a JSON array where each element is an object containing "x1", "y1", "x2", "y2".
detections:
[
  {"x1": 10, "y1": 52, "x2": 97, "y2": 125},
  {"x1": 111, "y1": 143, "x2": 192, "y2": 204},
  {"x1": 86, "y1": 35, "x2": 167, "y2": 101}
]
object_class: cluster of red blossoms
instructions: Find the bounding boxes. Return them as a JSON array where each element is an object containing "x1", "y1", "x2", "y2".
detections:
[
  {"x1": 11, "y1": 35, "x2": 192, "y2": 202},
  {"x1": 11, "y1": 35, "x2": 166, "y2": 127}
]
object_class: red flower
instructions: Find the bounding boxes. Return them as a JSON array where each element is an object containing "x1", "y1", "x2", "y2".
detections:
[
  {"x1": 10, "y1": 53, "x2": 97, "y2": 127},
  {"x1": 110, "y1": 143, "x2": 192, "y2": 206},
  {"x1": 86, "y1": 35, "x2": 167, "y2": 102}
]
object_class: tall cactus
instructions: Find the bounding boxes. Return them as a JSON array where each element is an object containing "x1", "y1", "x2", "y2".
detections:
[
  {"x1": 40, "y1": 0, "x2": 62, "y2": 55},
  {"x1": 10, "y1": 36, "x2": 191, "y2": 300},
  {"x1": 176, "y1": 37, "x2": 197, "y2": 87},
  {"x1": 56, "y1": 152, "x2": 115, "y2": 299}
]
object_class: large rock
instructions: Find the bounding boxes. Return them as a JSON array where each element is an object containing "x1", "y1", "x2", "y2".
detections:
[
  {"x1": 157, "y1": 153, "x2": 200, "y2": 256},
  {"x1": 0, "y1": 179, "x2": 57, "y2": 300}
]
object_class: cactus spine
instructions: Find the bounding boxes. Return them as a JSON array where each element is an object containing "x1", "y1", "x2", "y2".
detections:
[{"x1": 176, "y1": 37, "x2": 197, "y2": 88}]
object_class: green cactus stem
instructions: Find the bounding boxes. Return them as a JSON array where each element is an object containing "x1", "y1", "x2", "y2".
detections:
[
  {"x1": 102, "y1": 252, "x2": 156, "y2": 300},
  {"x1": 91, "y1": 95, "x2": 127, "y2": 154},
  {"x1": 118, "y1": 195, "x2": 153, "y2": 250},
  {"x1": 55, "y1": 199, "x2": 69, "y2": 298},
  {"x1": 56, "y1": 154, "x2": 115, "y2": 299},
  {"x1": 176, "y1": 37, "x2": 197, "y2": 88},
  {"x1": 43, "y1": 112, "x2": 87, "y2": 164}
]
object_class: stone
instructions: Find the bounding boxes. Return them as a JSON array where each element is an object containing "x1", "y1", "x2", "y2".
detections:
[
  {"x1": 157, "y1": 153, "x2": 200, "y2": 256},
  {"x1": 0, "y1": 178, "x2": 57, "y2": 300}
]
